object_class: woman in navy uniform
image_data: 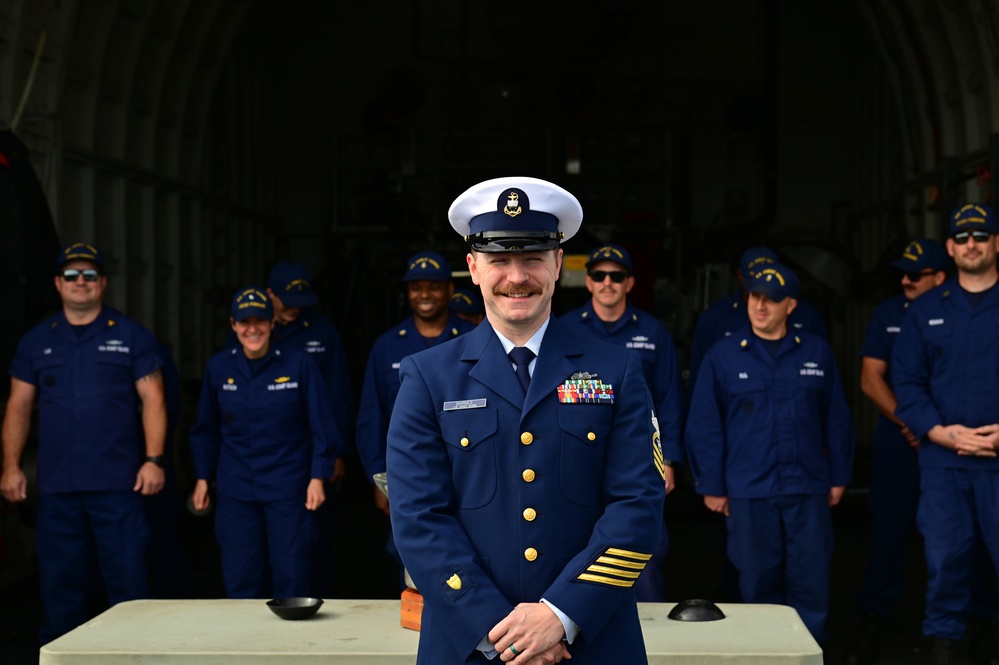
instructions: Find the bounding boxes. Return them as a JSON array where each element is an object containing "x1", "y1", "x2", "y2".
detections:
[
  {"x1": 387, "y1": 178, "x2": 665, "y2": 664},
  {"x1": 189, "y1": 287, "x2": 339, "y2": 599}
]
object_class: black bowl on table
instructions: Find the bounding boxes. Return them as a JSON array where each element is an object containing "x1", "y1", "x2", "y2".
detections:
[
  {"x1": 667, "y1": 598, "x2": 725, "y2": 622},
  {"x1": 266, "y1": 597, "x2": 324, "y2": 620}
]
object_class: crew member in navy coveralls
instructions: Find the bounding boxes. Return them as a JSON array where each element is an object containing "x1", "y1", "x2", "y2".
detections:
[
  {"x1": 563, "y1": 243, "x2": 684, "y2": 602},
  {"x1": 189, "y1": 287, "x2": 339, "y2": 599},
  {"x1": 688, "y1": 246, "x2": 828, "y2": 391},
  {"x1": 848, "y1": 239, "x2": 950, "y2": 660},
  {"x1": 892, "y1": 203, "x2": 999, "y2": 664},
  {"x1": 387, "y1": 177, "x2": 665, "y2": 664},
  {"x1": 1, "y1": 242, "x2": 167, "y2": 644},
  {"x1": 265, "y1": 261, "x2": 351, "y2": 597},
  {"x1": 266, "y1": 261, "x2": 351, "y2": 475},
  {"x1": 356, "y1": 251, "x2": 476, "y2": 509},
  {"x1": 686, "y1": 262, "x2": 854, "y2": 643}
]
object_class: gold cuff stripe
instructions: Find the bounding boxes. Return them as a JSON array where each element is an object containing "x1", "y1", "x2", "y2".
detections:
[
  {"x1": 596, "y1": 555, "x2": 647, "y2": 570},
  {"x1": 586, "y1": 564, "x2": 641, "y2": 579},
  {"x1": 605, "y1": 547, "x2": 653, "y2": 561},
  {"x1": 653, "y1": 446, "x2": 664, "y2": 463},
  {"x1": 577, "y1": 573, "x2": 635, "y2": 588},
  {"x1": 653, "y1": 457, "x2": 665, "y2": 478}
]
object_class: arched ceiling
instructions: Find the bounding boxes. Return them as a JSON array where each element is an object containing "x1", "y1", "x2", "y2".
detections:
[{"x1": 1, "y1": 0, "x2": 999, "y2": 295}]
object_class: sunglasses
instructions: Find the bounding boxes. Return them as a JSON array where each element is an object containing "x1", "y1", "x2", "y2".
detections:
[
  {"x1": 588, "y1": 270, "x2": 629, "y2": 283},
  {"x1": 952, "y1": 230, "x2": 992, "y2": 244},
  {"x1": 904, "y1": 270, "x2": 936, "y2": 282},
  {"x1": 60, "y1": 269, "x2": 101, "y2": 282}
]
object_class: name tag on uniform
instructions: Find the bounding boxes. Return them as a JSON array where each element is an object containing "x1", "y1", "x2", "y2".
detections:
[{"x1": 443, "y1": 398, "x2": 487, "y2": 411}]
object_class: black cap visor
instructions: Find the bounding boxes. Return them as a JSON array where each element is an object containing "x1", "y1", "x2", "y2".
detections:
[{"x1": 468, "y1": 230, "x2": 561, "y2": 253}]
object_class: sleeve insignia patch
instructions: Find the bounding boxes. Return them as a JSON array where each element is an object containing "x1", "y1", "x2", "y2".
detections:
[
  {"x1": 573, "y1": 547, "x2": 651, "y2": 588},
  {"x1": 651, "y1": 410, "x2": 665, "y2": 480}
]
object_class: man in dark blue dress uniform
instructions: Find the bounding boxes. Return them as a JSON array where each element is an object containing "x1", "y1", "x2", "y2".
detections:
[
  {"x1": 1, "y1": 242, "x2": 167, "y2": 643},
  {"x1": 387, "y1": 177, "x2": 665, "y2": 664},
  {"x1": 893, "y1": 204, "x2": 999, "y2": 665},
  {"x1": 562, "y1": 243, "x2": 684, "y2": 602}
]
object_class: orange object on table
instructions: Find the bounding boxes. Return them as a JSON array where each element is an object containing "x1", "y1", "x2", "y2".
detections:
[{"x1": 400, "y1": 588, "x2": 423, "y2": 631}]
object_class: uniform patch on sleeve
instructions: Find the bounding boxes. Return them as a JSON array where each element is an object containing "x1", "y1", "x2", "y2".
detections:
[
  {"x1": 651, "y1": 410, "x2": 665, "y2": 480},
  {"x1": 439, "y1": 564, "x2": 472, "y2": 601},
  {"x1": 573, "y1": 547, "x2": 652, "y2": 588}
]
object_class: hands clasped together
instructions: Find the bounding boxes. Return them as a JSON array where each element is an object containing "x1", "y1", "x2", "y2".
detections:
[{"x1": 488, "y1": 602, "x2": 572, "y2": 664}]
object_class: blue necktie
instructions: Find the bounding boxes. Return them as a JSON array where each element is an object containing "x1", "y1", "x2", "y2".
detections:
[{"x1": 508, "y1": 347, "x2": 535, "y2": 393}]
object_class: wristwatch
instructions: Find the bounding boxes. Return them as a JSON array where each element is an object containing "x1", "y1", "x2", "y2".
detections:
[{"x1": 145, "y1": 455, "x2": 166, "y2": 468}]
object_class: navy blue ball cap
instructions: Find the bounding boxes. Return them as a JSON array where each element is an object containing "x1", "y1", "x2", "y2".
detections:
[
  {"x1": 402, "y1": 250, "x2": 452, "y2": 282},
  {"x1": 585, "y1": 244, "x2": 633, "y2": 272},
  {"x1": 56, "y1": 242, "x2": 104, "y2": 271},
  {"x1": 450, "y1": 287, "x2": 484, "y2": 315},
  {"x1": 747, "y1": 262, "x2": 799, "y2": 301},
  {"x1": 448, "y1": 176, "x2": 582, "y2": 253},
  {"x1": 231, "y1": 286, "x2": 273, "y2": 322},
  {"x1": 888, "y1": 238, "x2": 951, "y2": 272},
  {"x1": 950, "y1": 203, "x2": 999, "y2": 235},
  {"x1": 267, "y1": 261, "x2": 319, "y2": 308},
  {"x1": 739, "y1": 246, "x2": 778, "y2": 279}
]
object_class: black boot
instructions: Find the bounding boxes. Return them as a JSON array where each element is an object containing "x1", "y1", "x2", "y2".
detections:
[
  {"x1": 968, "y1": 619, "x2": 999, "y2": 665},
  {"x1": 931, "y1": 637, "x2": 959, "y2": 665},
  {"x1": 843, "y1": 612, "x2": 881, "y2": 664}
]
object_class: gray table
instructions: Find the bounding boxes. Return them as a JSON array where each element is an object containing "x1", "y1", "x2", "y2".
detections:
[{"x1": 40, "y1": 599, "x2": 823, "y2": 664}]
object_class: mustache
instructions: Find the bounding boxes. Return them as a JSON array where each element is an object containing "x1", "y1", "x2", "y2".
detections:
[{"x1": 493, "y1": 285, "x2": 543, "y2": 297}]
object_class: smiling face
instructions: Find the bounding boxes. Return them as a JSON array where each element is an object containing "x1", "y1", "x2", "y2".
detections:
[
  {"x1": 468, "y1": 248, "x2": 562, "y2": 342},
  {"x1": 947, "y1": 232, "x2": 999, "y2": 275},
  {"x1": 54, "y1": 259, "x2": 107, "y2": 316},
  {"x1": 747, "y1": 291, "x2": 797, "y2": 340},
  {"x1": 407, "y1": 279, "x2": 453, "y2": 324},
  {"x1": 231, "y1": 316, "x2": 274, "y2": 359}
]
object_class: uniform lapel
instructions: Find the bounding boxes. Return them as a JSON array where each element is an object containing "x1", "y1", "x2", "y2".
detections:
[
  {"x1": 465, "y1": 317, "x2": 585, "y2": 413},
  {"x1": 465, "y1": 322, "x2": 524, "y2": 408}
]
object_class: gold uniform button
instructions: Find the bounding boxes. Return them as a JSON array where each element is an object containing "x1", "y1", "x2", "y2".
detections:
[
  {"x1": 522, "y1": 469, "x2": 536, "y2": 482},
  {"x1": 587, "y1": 432, "x2": 596, "y2": 441},
  {"x1": 524, "y1": 548, "x2": 538, "y2": 561},
  {"x1": 520, "y1": 432, "x2": 533, "y2": 445},
  {"x1": 523, "y1": 508, "x2": 537, "y2": 521},
  {"x1": 460, "y1": 437, "x2": 469, "y2": 447}
]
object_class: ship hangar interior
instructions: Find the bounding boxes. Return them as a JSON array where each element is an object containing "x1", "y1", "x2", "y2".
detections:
[{"x1": 3, "y1": 1, "x2": 999, "y2": 663}]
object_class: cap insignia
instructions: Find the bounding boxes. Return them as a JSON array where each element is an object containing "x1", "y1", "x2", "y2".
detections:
[{"x1": 504, "y1": 191, "x2": 522, "y2": 217}]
